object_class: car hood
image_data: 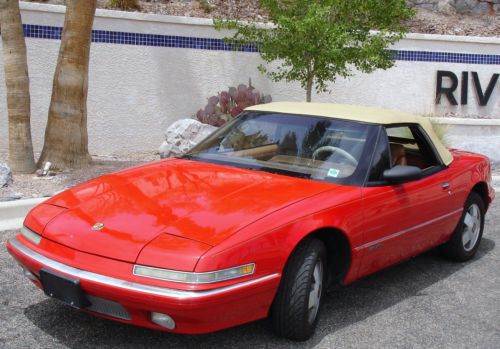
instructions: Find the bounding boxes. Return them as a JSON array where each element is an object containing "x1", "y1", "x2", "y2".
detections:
[{"x1": 42, "y1": 159, "x2": 335, "y2": 262}]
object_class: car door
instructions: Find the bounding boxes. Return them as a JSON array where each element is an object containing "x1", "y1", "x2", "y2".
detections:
[{"x1": 356, "y1": 125, "x2": 462, "y2": 279}]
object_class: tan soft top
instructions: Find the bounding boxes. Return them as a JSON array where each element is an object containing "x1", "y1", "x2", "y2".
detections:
[{"x1": 246, "y1": 102, "x2": 453, "y2": 166}]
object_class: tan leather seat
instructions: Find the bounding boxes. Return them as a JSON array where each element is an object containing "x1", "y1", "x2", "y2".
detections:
[
  {"x1": 228, "y1": 143, "x2": 278, "y2": 159},
  {"x1": 390, "y1": 143, "x2": 407, "y2": 166},
  {"x1": 269, "y1": 155, "x2": 356, "y2": 178}
]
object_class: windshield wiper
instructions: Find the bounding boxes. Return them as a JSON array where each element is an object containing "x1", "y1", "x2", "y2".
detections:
[
  {"x1": 176, "y1": 154, "x2": 196, "y2": 160},
  {"x1": 259, "y1": 167, "x2": 311, "y2": 179}
]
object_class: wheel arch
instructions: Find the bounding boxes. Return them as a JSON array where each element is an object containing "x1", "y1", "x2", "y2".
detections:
[
  {"x1": 471, "y1": 181, "x2": 490, "y2": 211},
  {"x1": 288, "y1": 227, "x2": 352, "y2": 290}
]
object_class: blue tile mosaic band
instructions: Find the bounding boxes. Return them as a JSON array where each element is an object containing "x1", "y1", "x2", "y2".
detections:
[
  {"x1": 23, "y1": 23, "x2": 257, "y2": 52},
  {"x1": 390, "y1": 49, "x2": 499, "y2": 65},
  {"x1": 23, "y1": 24, "x2": 499, "y2": 65}
]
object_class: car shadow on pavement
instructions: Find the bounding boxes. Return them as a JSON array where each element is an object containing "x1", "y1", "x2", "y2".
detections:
[{"x1": 24, "y1": 238, "x2": 495, "y2": 349}]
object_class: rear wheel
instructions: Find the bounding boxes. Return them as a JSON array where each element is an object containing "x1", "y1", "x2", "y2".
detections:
[
  {"x1": 441, "y1": 192, "x2": 485, "y2": 262},
  {"x1": 271, "y1": 238, "x2": 326, "y2": 341}
]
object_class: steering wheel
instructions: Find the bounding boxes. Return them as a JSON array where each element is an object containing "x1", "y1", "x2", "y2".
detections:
[{"x1": 312, "y1": 146, "x2": 358, "y2": 166}]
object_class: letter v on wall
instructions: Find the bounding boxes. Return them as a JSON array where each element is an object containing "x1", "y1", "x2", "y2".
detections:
[{"x1": 471, "y1": 72, "x2": 499, "y2": 106}]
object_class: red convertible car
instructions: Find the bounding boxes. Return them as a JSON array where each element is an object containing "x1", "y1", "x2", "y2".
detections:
[{"x1": 7, "y1": 103, "x2": 495, "y2": 341}]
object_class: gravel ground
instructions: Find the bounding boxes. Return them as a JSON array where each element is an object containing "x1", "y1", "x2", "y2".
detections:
[
  {"x1": 406, "y1": 8, "x2": 499, "y2": 37},
  {"x1": 0, "y1": 201, "x2": 499, "y2": 349},
  {"x1": 29, "y1": 0, "x2": 500, "y2": 37}
]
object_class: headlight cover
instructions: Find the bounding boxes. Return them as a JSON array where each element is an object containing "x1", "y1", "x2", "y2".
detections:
[
  {"x1": 21, "y1": 226, "x2": 42, "y2": 245},
  {"x1": 133, "y1": 263, "x2": 255, "y2": 284}
]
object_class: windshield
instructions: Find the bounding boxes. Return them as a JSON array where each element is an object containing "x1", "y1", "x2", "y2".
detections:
[{"x1": 185, "y1": 112, "x2": 377, "y2": 184}]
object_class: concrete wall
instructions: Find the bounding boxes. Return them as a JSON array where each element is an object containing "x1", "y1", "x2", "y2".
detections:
[
  {"x1": 431, "y1": 118, "x2": 500, "y2": 166},
  {"x1": 0, "y1": 2, "x2": 499, "y2": 163}
]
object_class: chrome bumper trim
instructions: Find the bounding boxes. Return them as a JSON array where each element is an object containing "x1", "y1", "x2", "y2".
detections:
[{"x1": 9, "y1": 238, "x2": 280, "y2": 301}]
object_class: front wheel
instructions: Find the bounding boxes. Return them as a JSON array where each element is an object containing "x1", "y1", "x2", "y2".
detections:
[
  {"x1": 441, "y1": 192, "x2": 485, "y2": 262},
  {"x1": 271, "y1": 238, "x2": 326, "y2": 341}
]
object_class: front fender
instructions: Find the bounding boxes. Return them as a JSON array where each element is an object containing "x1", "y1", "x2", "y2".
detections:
[{"x1": 195, "y1": 187, "x2": 363, "y2": 285}]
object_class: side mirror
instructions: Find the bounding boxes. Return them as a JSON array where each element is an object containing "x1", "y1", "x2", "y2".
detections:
[{"x1": 383, "y1": 165, "x2": 423, "y2": 184}]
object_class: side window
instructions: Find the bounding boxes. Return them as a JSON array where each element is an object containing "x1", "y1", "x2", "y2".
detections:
[
  {"x1": 386, "y1": 125, "x2": 441, "y2": 170},
  {"x1": 368, "y1": 129, "x2": 391, "y2": 182}
]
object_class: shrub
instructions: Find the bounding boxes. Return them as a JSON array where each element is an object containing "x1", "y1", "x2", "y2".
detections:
[
  {"x1": 196, "y1": 81, "x2": 272, "y2": 127},
  {"x1": 431, "y1": 121, "x2": 449, "y2": 146},
  {"x1": 107, "y1": 0, "x2": 140, "y2": 10},
  {"x1": 422, "y1": 114, "x2": 449, "y2": 146},
  {"x1": 198, "y1": 0, "x2": 213, "y2": 13}
]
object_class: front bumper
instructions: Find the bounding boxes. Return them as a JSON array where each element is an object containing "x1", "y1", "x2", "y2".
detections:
[{"x1": 6, "y1": 237, "x2": 280, "y2": 334}]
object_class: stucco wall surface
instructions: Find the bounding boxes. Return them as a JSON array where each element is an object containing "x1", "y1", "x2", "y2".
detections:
[{"x1": 0, "y1": 2, "x2": 498, "y2": 162}]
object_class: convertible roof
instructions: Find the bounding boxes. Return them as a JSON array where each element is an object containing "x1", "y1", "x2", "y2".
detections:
[{"x1": 246, "y1": 102, "x2": 453, "y2": 166}]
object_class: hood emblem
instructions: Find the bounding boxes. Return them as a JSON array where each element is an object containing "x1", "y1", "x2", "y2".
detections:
[{"x1": 91, "y1": 222, "x2": 105, "y2": 231}]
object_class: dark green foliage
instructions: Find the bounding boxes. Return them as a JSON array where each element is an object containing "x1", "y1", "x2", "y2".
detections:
[
  {"x1": 107, "y1": 0, "x2": 139, "y2": 10},
  {"x1": 198, "y1": 0, "x2": 213, "y2": 13},
  {"x1": 215, "y1": 0, "x2": 414, "y2": 101}
]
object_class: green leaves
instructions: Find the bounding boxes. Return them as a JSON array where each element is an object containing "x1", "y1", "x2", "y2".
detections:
[{"x1": 215, "y1": 0, "x2": 414, "y2": 101}]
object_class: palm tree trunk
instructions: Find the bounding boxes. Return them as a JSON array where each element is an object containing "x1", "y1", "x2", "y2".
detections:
[
  {"x1": 0, "y1": 0, "x2": 36, "y2": 173},
  {"x1": 37, "y1": 0, "x2": 97, "y2": 169}
]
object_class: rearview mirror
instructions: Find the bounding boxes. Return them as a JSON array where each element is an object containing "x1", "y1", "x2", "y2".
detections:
[{"x1": 383, "y1": 165, "x2": 423, "y2": 184}]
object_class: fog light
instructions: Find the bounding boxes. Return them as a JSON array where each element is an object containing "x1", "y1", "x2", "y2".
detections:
[{"x1": 151, "y1": 312, "x2": 175, "y2": 330}]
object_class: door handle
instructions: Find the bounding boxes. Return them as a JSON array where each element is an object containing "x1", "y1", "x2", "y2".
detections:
[{"x1": 442, "y1": 182, "x2": 452, "y2": 195}]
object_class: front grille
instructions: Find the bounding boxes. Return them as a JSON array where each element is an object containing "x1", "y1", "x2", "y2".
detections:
[{"x1": 85, "y1": 295, "x2": 131, "y2": 320}]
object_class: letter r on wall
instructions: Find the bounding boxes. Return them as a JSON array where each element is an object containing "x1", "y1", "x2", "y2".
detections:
[{"x1": 436, "y1": 71, "x2": 458, "y2": 105}]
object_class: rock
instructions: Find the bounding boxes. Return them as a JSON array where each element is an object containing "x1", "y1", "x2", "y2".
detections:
[
  {"x1": 40, "y1": 161, "x2": 52, "y2": 176},
  {"x1": 0, "y1": 163, "x2": 12, "y2": 188},
  {"x1": 454, "y1": 0, "x2": 499, "y2": 14},
  {"x1": 159, "y1": 119, "x2": 217, "y2": 158},
  {"x1": 408, "y1": 0, "x2": 500, "y2": 14},
  {"x1": 437, "y1": 0, "x2": 456, "y2": 14}
]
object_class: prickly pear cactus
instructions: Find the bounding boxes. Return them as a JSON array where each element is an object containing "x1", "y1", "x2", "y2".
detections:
[{"x1": 196, "y1": 80, "x2": 272, "y2": 127}]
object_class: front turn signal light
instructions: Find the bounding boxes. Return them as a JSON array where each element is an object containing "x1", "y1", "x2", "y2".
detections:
[
  {"x1": 133, "y1": 263, "x2": 255, "y2": 284},
  {"x1": 20, "y1": 226, "x2": 42, "y2": 245}
]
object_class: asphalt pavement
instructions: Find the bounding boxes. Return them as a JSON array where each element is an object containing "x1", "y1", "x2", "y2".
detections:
[{"x1": 1, "y1": 201, "x2": 499, "y2": 349}]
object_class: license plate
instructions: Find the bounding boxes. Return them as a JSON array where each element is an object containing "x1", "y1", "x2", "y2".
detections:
[{"x1": 40, "y1": 268, "x2": 89, "y2": 309}]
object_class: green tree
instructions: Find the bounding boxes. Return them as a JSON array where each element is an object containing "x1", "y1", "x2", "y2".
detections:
[{"x1": 216, "y1": 0, "x2": 414, "y2": 102}]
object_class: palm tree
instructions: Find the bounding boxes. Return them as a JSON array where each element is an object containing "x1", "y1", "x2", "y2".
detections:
[
  {"x1": 0, "y1": 0, "x2": 36, "y2": 173},
  {"x1": 37, "y1": 0, "x2": 97, "y2": 169}
]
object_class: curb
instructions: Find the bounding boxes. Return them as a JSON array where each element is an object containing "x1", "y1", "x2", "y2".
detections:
[{"x1": 0, "y1": 197, "x2": 49, "y2": 231}]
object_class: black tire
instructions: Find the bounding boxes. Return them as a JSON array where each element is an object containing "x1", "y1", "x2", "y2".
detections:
[
  {"x1": 441, "y1": 192, "x2": 485, "y2": 262},
  {"x1": 271, "y1": 238, "x2": 326, "y2": 341}
]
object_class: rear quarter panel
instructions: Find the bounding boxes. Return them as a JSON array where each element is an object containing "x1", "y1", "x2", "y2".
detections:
[{"x1": 448, "y1": 150, "x2": 495, "y2": 211}]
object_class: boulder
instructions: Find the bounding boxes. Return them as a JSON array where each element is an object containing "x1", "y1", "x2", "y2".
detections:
[
  {"x1": 437, "y1": 0, "x2": 456, "y2": 13},
  {"x1": 159, "y1": 119, "x2": 217, "y2": 158},
  {"x1": 0, "y1": 162, "x2": 12, "y2": 188},
  {"x1": 407, "y1": 0, "x2": 499, "y2": 14}
]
